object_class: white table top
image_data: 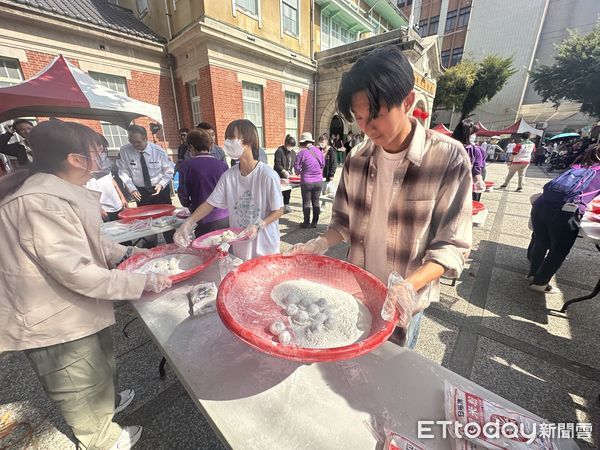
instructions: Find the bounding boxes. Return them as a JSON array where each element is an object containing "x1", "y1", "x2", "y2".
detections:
[
  {"x1": 133, "y1": 264, "x2": 576, "y2": 450},
  {"x1": 101, "y1": 217, "x2": 184, "y2": 243},
  {"x1": 580, "y1": 214, "x2": 600, "y2": 244}
]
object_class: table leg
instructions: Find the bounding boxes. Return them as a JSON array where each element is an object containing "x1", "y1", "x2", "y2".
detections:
[
  {"x1": 159, "y1": 357, "x2": 168, "y2": 379},
  {"x1": 561, "y1": 276, "x2": 600, "y2": 312}
]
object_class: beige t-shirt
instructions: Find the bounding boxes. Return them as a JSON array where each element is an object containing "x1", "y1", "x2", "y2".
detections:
[{"x1": 364, "y1": 147, "x2": 407, "y2": 283}]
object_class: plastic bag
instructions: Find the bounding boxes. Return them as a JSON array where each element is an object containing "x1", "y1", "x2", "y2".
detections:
[
  {"x1": 187, "y1": 282, "x2": 218, "y2": 317},
  {"x1": 444, "y1": 381, "x2": 557, "y2": 450},
  {"x1": 324, "y1": 181, "x2": 337, "y2": 197},
  {"x1": 384, "y1": 429, "x2": 428, "y2": 450}
]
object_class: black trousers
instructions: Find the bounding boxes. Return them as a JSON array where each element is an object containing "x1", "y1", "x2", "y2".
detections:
[
  {"x1": 534, "y1": 154, "x2": 545, "y2": 166},
  {"x1": 135, "y1": 185, "x2": 174, "y2": 244},
  {"x1": 104, "y1": 210, "x2": 122, "y2": 222},
  {"x1": 282, "y1": 189, "x2": 291, "y2": 206},
  {"x1": 300, "y1": 182, "x2": 322, "y2": 224},
  {"x1": 529, "y1": 203, "x2": 579, "y2": 285}
]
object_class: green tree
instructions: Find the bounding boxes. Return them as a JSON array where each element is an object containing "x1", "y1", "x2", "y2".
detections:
[
  {"x1": 530, "y1": 23, "x2": 600, "y2": 119},
  {"x1": 433, "y1": 59, "x2": 477, "y2": 111},
  {"x1": 459, "y1": 55, "x2": 516, "y2": 120}
]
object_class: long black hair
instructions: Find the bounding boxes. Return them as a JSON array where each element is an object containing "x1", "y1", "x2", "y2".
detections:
[
  {"x1": 0, "y1": 120, "x2": 98, "y2": 201},
  {"x1": 452, "y1": 119, "x2": 480, "y2": 146}
]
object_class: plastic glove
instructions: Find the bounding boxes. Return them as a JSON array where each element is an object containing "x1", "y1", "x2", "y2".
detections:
[
  {"x1": 173, "y1": 220, "x2": 197, "y2": 247},
  {"x1": 144, "y1": 272, "x2": 172, "y2": 293},
  {"x1": 284, "y1": 236, "x2": 329, "y2": 256},
  {"x1": 131, "y1": 247, "x2": 149, "y2": 256},
  {"x1": 473, "y1": 179, "x2": 486, "y2": 193},
  {"x1": 281, "y1": 170, "x2": 290, "y2": 179},
  {"x1": 239, "y1": 220, "x2": 265, "y2": 241},
  {"x1": 381, "y1": 272, "x2": 420, "y2": 328}
]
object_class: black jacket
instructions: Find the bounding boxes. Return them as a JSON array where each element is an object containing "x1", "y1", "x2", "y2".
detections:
[
  {"x1": 0, "y1": 132, "x2": 29, "y2": 166},
  {"x1": 323, "y1": 147, "x2": 337, "y2": 182},
  {"x1": 273, "y1": 146, "x2": 296, "y2": 178}
]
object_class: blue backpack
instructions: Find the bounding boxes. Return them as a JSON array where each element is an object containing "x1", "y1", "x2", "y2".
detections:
[{"x1": 542, "y1": 166, "x2": 600, "y2": 205}]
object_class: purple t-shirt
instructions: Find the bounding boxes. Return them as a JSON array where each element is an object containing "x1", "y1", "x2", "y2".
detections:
[
  {"x1": 465, "y1": 144, "x2": 485, "y2": 177},
  {"x1": 177, "y1": 154, "x2": 229, "y2": 223},
  {"x1": 294, "y1": 145, "x2": 325, "y2": 184}
]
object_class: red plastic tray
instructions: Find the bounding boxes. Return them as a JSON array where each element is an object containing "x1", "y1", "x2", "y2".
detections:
[
  {"x1": 217, "y1": 254, "x2": 398, "y2": 362},
  {"x1": 591, "y1": 199, "x2": 600, "y2": 214},
  {"x1": 485, "y1": 181, "x2": 495, "y2": 188},
  {"x1": 192, "y1": 227, "x2": 246, "y2": 250},
  {"x1": 289, "y1": 175, "x2": 301, "y2": 183},
  {"x1": 472, "y1": 200, "x2": 486, "y2": 215},
  {"x1": 118, "y1": 243, "x2": 222, "y2": 284},
  {"x1": 118, "y1": 204, "x2": 176, "y2": 223}
]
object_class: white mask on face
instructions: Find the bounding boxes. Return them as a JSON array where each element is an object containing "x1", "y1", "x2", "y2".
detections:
[
  {"x1": 223, "y1": 139, "x2": 244, "y2": 160},
  {"x1": 469, "y1": 134, "x2": 477, "y2": 144}
]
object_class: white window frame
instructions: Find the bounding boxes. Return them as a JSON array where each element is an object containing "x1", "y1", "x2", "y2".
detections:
[
  {"x1": 242, "y1": 82, "x2": 265, "y2": 147},
  {"x1": 101, "y1": 123, "x2": 129, "y2": 152},
  {"x1": 321, "y1": 11, "x2": 330, "y2": 50},
  {"x1": 284, "y1": 92, "x2": 299, "y2": 141},
  {"x1": 281, "y1": 0, "x2": 299, "y2": 38},
  {"x1": 89, "y1": 71, "x2": 128, "y2": 94},
  {"x1": 188, "y1": 81, "x2": 202, "y2": 126},
  {"x1": 0, "y1": 56, "x2": 23, "y2": 87},
  {"x1": 232, "y1": 0, "x2": 262, "y2": 27}
]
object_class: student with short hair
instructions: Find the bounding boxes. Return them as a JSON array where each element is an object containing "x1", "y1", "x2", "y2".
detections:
[
  {"x1": 287, "y1": 45, "x2": 472, "y2": 348},
  {"x1": 196, "y1": 122, "x2": 226, "y2": 161}
]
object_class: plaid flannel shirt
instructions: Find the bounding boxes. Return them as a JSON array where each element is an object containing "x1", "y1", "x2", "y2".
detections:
[{"x1": 329, "y1": 120, "x2": 472, "y2": 306}]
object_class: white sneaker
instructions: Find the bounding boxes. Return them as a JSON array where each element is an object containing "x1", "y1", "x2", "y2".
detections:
[
  {"x1": 110, "y1": 425, "x2": 142, "y2": 450},
  {"x1": 114, "y1": 389, "x2": 135, "y2": 414},
  {"x1": 528, "y1": 283, "x2": 561, "y2": 294},
  {"x1": 283, "y1": 205, "x2": 292, "y2": 214}
]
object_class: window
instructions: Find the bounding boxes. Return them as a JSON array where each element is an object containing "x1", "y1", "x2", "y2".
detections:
[
  {"x1": 236, "y1": 0, "x2": 258, "y2": 16},
  {"x1": 242, "y1": 82, "x2": 264, "y2": 147},
  {"x1": 101, "y1": 123, "x2": 128, "y2": 151},
  {"x1": 321, "y1": 11, "x2": 356, "y2": 49},
  {"x1": 418, "y1": 19, "x2": 428, "y2": 37},
  {"x1": 282, "y1": 0, "x2": 298, "y2": 36},
  {"x1": 428, "y1": 15, "x2": 439, "y2": 35},
  {"x1": 188, "y1": 81, "x2": 202, "y2": 127},
  {"x1": 136, "y1": 0, "x2": 148, "y2": 15},
  {"x1": 284, "y1": 92, "x2": 299, "y2": 141},
  {"x1": 450, "y1": 47, "x2": 463, "y2": 66},
  {"x1": 441, "y1": 50, "x2": 451, "y2": 67},
  {"x1": 321, "y1": 12, "x2": 330, "y2": 49},
  {"x1": 397, "y1": 0, "x2": 413, "y2": 7},
  {"x1": 458, "y1": 6, "x2": 470, "y2": 28},
  {"x1": 0, "y1": 57, "x2": 23, "y2": 87},
  {"x1": 89, "y1": 72, "x2": 128, "y2": 94},
  {"x1": 445, "y1": 10, "x2": 457, "y2": 31}
]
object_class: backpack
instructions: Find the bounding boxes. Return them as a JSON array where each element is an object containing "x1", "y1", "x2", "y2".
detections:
[{"x1": 542, "y1": 165, "x2": 600, "y2": 205}]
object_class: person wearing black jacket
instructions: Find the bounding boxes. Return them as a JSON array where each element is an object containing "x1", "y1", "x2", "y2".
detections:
[
  {"x1": 273, "y1": 135, "x2": 296, "y2": 213},
  {"x1": 319, "y1": 134, "x2": 336, "y2": 208},
  {"x1": 0, "y1": 119, "x2": 34, "y2": 168}
]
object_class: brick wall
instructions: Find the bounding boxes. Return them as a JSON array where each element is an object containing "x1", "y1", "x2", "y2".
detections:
[
  {"x1": 209, "y1": 65, "x2": 243, "y2": 145},
  {"x1": 17, "y1": 50, "x2": 178, "y2": 154},
  {"x1": 300, "y1": 89, "x2": 314, "y2": 138},
  {"x1": 263, "y1": 80, "x2": 285, "y2": 148}
]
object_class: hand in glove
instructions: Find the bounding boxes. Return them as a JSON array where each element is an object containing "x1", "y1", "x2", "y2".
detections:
[
  {"x1": 239, "y1": 220, "x2": 265, "y2": 241},
  {"x1": 144, "y1": 272, "x2": 172, "y2": 293},
  {"x1": 473, "y1": 179, "x2": 486, "y2": 193},
  {"x1": 381, "y1": 272, "x2": 421, "y2": 329},
  {"x1": 281, "y1": 170, "x2": 290, "y2": 179},
  {"x1": 284, "y1": 236, "x2": 329, "y2": 256},
  {"x1": 173, "y1": 220, "x2": 197, "y2": 247}
]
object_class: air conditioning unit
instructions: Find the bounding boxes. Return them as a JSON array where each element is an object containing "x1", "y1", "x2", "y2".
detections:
[{"x1": 536, "y1": 122, "x2": 548, "y2": 129}]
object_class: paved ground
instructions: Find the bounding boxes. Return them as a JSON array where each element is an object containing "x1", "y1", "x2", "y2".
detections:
[{"x1": 1, "y1": 161, "x2": 599, "y2": 449}]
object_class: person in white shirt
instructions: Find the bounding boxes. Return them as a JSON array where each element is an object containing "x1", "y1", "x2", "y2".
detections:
[
  {"x1": 116, "y1": 124, "x2": 174, "y2": 207},
  {"x1": 174, "y1": 119, "x2": 284, "y2": 260},
  {"x1": 500, "y1": 132, "x2": 536, "y2": 192}
]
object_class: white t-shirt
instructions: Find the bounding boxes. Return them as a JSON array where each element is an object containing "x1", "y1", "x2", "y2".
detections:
[
  {"x1": 85, "y1": 174, "x2": 123, "y2": 213},
  {"x1": 208, "y1": 162, "x2": 284, "y2": 260}
]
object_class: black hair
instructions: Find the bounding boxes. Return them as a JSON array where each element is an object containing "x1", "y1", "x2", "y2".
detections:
[
  {"x1": 336, "y1": 44, "x2": 415, "y2": 123},
  {"x1": 521, "y1": 132, "x2": 531, "y2": 140},
  {"x1": 452, "y1": 119, "x2": 480, "y2": 146},
  {"x1": 225, "y1": 119, "x2": 260, "y2": 161},
  {"x1": 97, "y1": 133, "x2": 109, "y2": 148},
  {"x1": 128, "y1": 124, "x2": 147, "y2": 138},
  {"x1": 284, "y1": 135, "x2": 296, "y2": 147},
  {"x1": 0, "y1": 121, "x2": 97, "y2": 200},
  {"x1": 179, "y1": 127, "x2": 190, "y2": 133},
  {"x1": 196, "y1": 122, "x2": 214, "y2": 131},
  {"x1": 13, "y1": 119, "x2": 34, "y2": 129}
]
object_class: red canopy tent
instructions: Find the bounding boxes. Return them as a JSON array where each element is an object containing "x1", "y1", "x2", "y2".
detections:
[
  {"x1": 475, "y1": 118, "x2": 542, "y2": 137},
  {"x1": 0, "y1": 55, "x2": 163, "y2": 127},
  {"x1": 431, "y1": 123, "x2": 452, "y2": 136}
]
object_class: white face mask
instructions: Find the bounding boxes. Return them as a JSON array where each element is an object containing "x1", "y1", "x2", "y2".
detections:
[
  {"x1": 223, "y1": 139, "x2": 244, "y2": 160},
  {"x1": 469, "y1": 134, "x2": 477, "y2": 144}
]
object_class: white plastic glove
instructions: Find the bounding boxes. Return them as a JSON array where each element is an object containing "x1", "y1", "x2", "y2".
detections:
[
  {"x1": 473, "y1": 179, "x2": 486, "y2": 193},
  {"x1": 173, "y1": 219, "x2": 197, "y2": 247},
  {"x1": 239, "y1": 220, "x2": 265, "y2": 241},
  {"x1": 381, "y1": 272, "x2": 421, "y2": 328},
  {"x1": 281, "y1": 170, "x2": 290, "y2": 179},
  {"x1": 131, "y1": 247, "x2": 149, "y2": 256},
  {"x1": 144, "y1": 272, "x2": 172, "y2": 293},
  {"x1": 284, "y1": 236, "x2": 329, "y2": 256}
]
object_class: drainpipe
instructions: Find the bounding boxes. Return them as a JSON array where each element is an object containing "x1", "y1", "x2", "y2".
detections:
[
  {"x1": 163, "y1": 0, "x2": 181, "y2": 130},
  {"x1": 310, "y1": 0, "x2": 317, "y2": 135}
]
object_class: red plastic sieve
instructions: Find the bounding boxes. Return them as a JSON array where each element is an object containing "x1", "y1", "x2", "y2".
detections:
[
  {"x1": 472, "y1": 200, "x2": 486, "y2": 215},
  {"x1": 118, "y1": 204, "x2": 176, "y2": 223}
]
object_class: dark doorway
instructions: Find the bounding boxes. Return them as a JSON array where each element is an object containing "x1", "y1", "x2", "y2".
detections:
[{"x1": 329, "y1": 115, "x2": 344, "y2": 140}]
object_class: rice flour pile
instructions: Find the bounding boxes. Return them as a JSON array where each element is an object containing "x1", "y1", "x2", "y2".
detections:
[
  {"x1": 270, "y1": 279, "x2": 372, "y2": 348},
  {"x1": 135, "y1": 254, "x2": 201, "y2": 276},
  {"x1": 200, "y1": 229, "x2": 238, "y2": 247}
]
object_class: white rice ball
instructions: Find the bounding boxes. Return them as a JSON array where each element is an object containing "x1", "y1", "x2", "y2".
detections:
[
  {"x1": 278, "y1": 330, "x2": 292, "y2": 345},
  {"x1": 286, "y1": 304, "x2": 300, "y2": 316},
  {"x1": 269, "y1": 320, "x2": 286, "y2": 336},
  {"x1": 294, "y1": 310, "x2": 310, "y2": 324},
  {"x1": 316, "y1": 298, "x2": 328, "y2": 308},
  {"x1": 324, "y1": 317, "x2": 336, "y2": 330},
  {"x1": 306, "y1": 304, "x2": 320, "y2": 317},
  {"x1": 299, "y1": 297, "x2": 313, "y2": 308}
]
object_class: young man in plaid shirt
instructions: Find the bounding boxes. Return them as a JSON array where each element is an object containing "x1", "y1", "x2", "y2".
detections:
[{"x1": 288, "y1": 45, "x2": 472, "y2": 348}]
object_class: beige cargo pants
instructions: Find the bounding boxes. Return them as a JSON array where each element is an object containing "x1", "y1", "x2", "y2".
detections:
[
  {"x1": 25, "y1": 328, "x2": 122, "y2": 449},
  {"x1": 503, "y1": 163, "x2": 529, "y2": 189}
]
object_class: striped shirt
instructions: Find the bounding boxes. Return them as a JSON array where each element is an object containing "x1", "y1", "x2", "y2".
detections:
[{"x1": 329, "y1": 119, "x2": 473, "y2": 306}]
